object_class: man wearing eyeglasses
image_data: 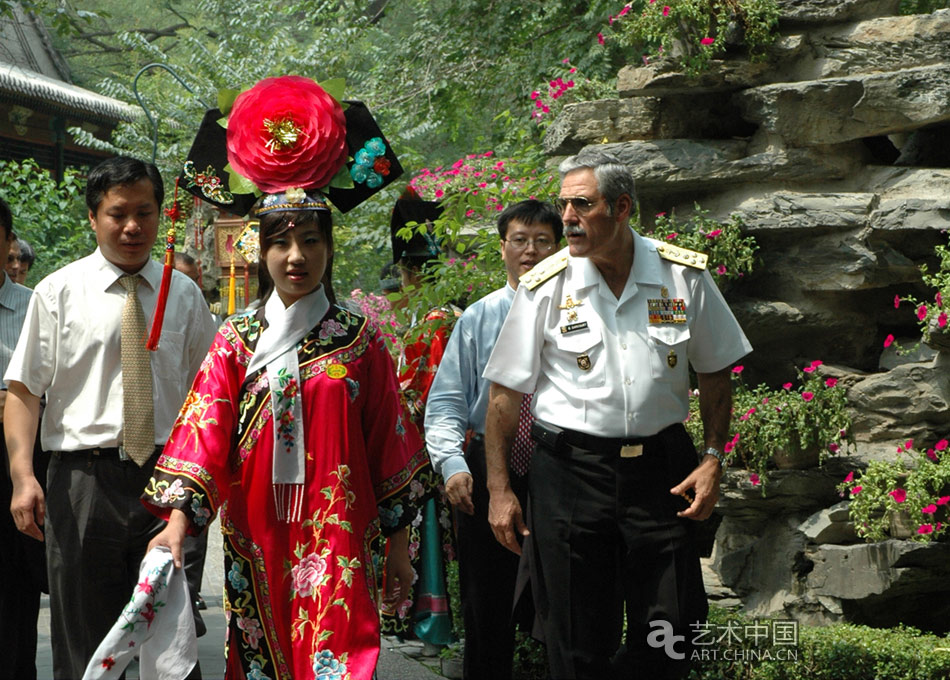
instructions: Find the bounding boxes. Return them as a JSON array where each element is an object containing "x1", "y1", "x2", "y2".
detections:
[
  {"x1": 425, "y1": 199, "x2": 562, "y2": 680},
  {"x1": 483, "y1": 149, "x2": 751, "y2": 679}
]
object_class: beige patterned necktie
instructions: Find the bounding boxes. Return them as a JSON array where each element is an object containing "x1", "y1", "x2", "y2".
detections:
[{"x1": 119, "y1": 274, "x2": 154, "y2": 466}]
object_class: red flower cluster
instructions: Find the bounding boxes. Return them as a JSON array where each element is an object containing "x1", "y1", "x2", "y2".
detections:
[{"x1": 226, "y1": 76, "x2": 347, "y2": 194}]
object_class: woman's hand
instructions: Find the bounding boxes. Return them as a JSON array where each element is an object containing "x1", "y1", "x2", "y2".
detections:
[
  {"x1": 146, "y1": 508, "x2": 191, "y2": 568},
  {"x1": 382, "y1": 527, "x2": 413, "y2": 610}
]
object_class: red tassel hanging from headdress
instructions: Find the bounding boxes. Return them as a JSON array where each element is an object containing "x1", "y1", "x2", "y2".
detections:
[{"x1": 147, "y1": 178, "x2": 180, "y2": 350}]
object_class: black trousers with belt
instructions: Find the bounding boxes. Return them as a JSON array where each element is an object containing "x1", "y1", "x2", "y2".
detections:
[
  {"x1": 456, "y1": 436, "x2": 531, "y2": 680},
  {"x1": 528, "y1": 423, "x2": 707, "y2": 680},
  {"x1": 0, "y1": 425, "x2": 48, "y2": 680}
]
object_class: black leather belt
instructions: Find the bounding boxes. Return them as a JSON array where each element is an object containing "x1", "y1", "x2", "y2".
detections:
[
  {"x1": 52, "y1": 446, "x2": 161, "y2": 461},
  {"x1": 533, "y1": 421, "x2": 670, "y2": 457}
]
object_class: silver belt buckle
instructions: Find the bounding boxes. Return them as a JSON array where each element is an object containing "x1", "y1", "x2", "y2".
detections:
[
  {"x1": 620, "y1": 444, "x2": 642, "y2": 458},
  {"x1": 117, "y1": 446, "x2": 130, "y2": 461}
]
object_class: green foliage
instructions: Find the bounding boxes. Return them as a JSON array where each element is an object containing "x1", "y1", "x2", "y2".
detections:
[
  {"x1": 900, "y1": 0, "x2": 950, "y2": 13},
  {"x1": 839, "y1": 439, "x2": 950, "y2": 543},
  {"x1": 0, "y1": 159, "x2": 93, "y2": 285},
  {"x1": 688, "y1": 363, "x2": 854, "y2": 490},
  {"x1": 689, "y1": 606, "x2": 950, "y2": 680},
  {"x1": 609, "y1": 0, "x2": 780, "y2": 75},
  {"x1": 644, "y1": 206, "x2": 758, "y2": 286}
]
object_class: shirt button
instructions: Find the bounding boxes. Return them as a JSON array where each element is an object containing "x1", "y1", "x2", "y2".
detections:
[
  {"x1": 621, "y1": 343, "x2": 627, "y2": 350},
  {"x1": 626, "y1": 413, "x2": 633, "y2": 421},
  {"x1": 624, "y1": 378, "x2": 632, "y2": 385}
]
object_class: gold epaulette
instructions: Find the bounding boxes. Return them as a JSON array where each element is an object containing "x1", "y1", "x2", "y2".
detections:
[
  {"x1": 519, "y1": 249, "x2": 569, "y2": 290},
  {"x1": 651, "y1": 239, "x2": 708, "y2": 270}
]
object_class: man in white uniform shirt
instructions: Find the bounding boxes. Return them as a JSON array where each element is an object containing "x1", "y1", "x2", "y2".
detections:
[
  {"x1": 425, "y1": 199, "x2": 562, "y2": 680},
  {"x1": 483, "y1": 148, "x2": 752, "y2": 679},
  {"x1": 4, "y1": 156, "x2": 216, "y2": 679}
]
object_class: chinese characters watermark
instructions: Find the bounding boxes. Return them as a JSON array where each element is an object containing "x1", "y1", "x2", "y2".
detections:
[{"x1": 647, "y1": 618, "x2": 800, "y2": 662}]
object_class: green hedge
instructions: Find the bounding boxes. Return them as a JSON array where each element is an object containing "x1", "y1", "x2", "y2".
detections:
[{"x1": 689, "y1": 607, "x2": 950, "y2": 680}]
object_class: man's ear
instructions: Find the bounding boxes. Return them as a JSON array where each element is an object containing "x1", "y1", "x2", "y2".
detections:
[
  {"x1": 615, "y1": 193, "x2": 633, "y2": 222},
  {"x1": 88, "y1": 209, "x2": 97, "y2": 231}
]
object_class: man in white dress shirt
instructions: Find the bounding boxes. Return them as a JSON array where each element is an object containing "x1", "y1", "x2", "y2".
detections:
[
  {"x1": 3, "y1": 156, "x2": 216, "y2": 679},
  {"x1": 483, "y1": 149, "x2": 752, "y2": 679},
  {"x1": 425, "y1": 200, "x2": 562, "y2": 679}
]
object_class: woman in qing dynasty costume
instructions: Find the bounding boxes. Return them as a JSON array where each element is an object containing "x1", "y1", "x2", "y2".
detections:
[{"x1": 144, "y1": 75, "x2": 431, "y2": 680}]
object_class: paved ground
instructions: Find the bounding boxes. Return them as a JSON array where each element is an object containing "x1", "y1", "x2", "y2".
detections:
[{"x1": 35, "y1": 525, "x2": 447, "y2": 679}]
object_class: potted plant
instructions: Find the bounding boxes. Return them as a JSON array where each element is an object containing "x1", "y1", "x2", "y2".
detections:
[
  {"x1": 838, "y1": 439, "x2": 950, "y2": 543},
  {"x1": 687, "y1": 361, "x2": 855, "y2": 491}
]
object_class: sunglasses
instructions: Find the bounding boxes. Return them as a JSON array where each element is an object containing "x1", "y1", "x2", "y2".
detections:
[{"x1": 554, "y1": 196, "x2": 602, "y2": 215}]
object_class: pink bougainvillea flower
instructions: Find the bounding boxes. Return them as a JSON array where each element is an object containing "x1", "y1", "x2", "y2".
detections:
[
  {"x1": 802, "y1": 392, "x2": 815, "y2": 402},
  {"x1": 829, "y1": 442, "x2": 840, "y2": 453},
  {"x1": 894, "y1": 294, "x2": 901, "y2": 309},
  {"x1": 825, "y1": 377, "x2": 838, "y2": 388},
  {"x1": 889, "y1": 488, "x2": 907, "y2": 503},
  {"x1": 843, "y1": 471, "x2": 854, "y2": 483},
  {"x1": 927, "y1": 448, "x2": 938, "y2": 462},
  {"x1": 706, "y1": 229, "x2": 722, "y2": 238},
  {"x1": 884, "y1": 334, "x2": 895, "y2": 348},
  {"x1": 922, "y1": 504, "x2": 938, "y2": 514},
  {"x1": 700, "y1": 37, "x2": 715, "y2": 45},
  {"x1": 905, "y1": 439, "x2": 914, "y2": 450},
  {"x1": 937, "y1": 439, "x2": 949, "y2": 451},
  {"x1": 662, "y1": 5, "x2": 671, "y2": 16},
  {"x1": 782, "y1": 382, "x2": 793, "y2": 390},
  {"x1": 716, "y1": 265, "x2": 727, "y2": 275},
  {"x1": 938, "y1": 496, "x2": 950, "y2": 505},
  {"x1": 530, "y1": 91, "x2": 540, "y2": 100},
  {"x1": 619, "y1": 4, "x2": 631, "y2": 15},
  {"x1": 917, "y1": 304, "x2": 928, "y2": 321},
  {"x1": 919, "y1": 524, "x2": 934, "y2": 535},
  {"x1": 851, "y1": 486, "x2": 862, "y2": 496},
  {"x1": 811, "y1": 360, "x2": 823, "y2": 368},
  {"x1": 597, "y1": 32, "x2": 605, "y2": 45},
  {"x1": 732, "y1": 365, "x2": 744, "y2": 374},
  {"x1": 724, "y1": 432, "x2": 740, "y2": 453},
  {"x1": 749, "y1": 473, "x2": 760, "y2": 486},
  {"x1": 226, "y1": 75, "x2": 347, "y2": 193},
  {"x1": 940, "y1": 312, "x2": 948, "y2": 328},
  {"x1": 739, "y1": 407, "x2": 756, "y2": 421},
  {"x1": 803, "y1": 366, "x2": 816, "y2": 373}
]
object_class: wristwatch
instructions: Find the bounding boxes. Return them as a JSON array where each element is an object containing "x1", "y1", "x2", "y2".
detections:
[{"x1": 703, "y1": 447, "x2": 725, "y2": 468}]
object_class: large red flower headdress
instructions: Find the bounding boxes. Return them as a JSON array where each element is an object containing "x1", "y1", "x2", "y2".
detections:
[
  {"x1": 226, "y1": 76, "x2": 347, "y2": 194},
  {"x1": 177, "y1": 75, "x2": 403, "y2": 217}
]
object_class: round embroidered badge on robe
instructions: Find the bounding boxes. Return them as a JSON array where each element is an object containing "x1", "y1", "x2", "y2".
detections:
[{"x1": 327, "y1": 364, "x2": 348, "y2": 379}]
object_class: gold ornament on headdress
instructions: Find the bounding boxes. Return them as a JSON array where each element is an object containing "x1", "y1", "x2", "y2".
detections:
[{"x1": 263, "y1": 117, "x2": 304, "y2": 152}]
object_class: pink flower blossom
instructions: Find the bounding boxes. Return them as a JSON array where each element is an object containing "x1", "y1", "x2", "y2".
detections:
[
  {"x1": 724, "y1": 432, "x2": 740, "y2": 453},
  {"x1": 749, "y1": 473, "x2": 760, "y2": 486},
  {"x1": 940, "y1": 312, "x2": 948, "y2": 328},
  {"x1": 732, "y1": 365, "x2": 744, "y2": 374},
  {"x1": 937, "y1": 292, "x2": 944, "y2": 307},
  {"x1": 706, "y1": 229, "x2": 722, "y2": 238},
  {"x1": 597, "y1": 32, "x2": 605, "y2": 45},
  {"x1": 739, "y1": 407, "x2": 756, "y2": 421},
  {"x1": 851, "y1": 486, "x2": 862, "y2": 496},
  {"x1": 905, "y1": 439, "x2": 914, "y2": 451},
  {"x1": 889, "y1": 488, "x2": 907, "y2": 503},
  {"x1": 927, "y1": 448, "x2": 938, "y2": 462},
  {"x1": 937, "y1": 439, "x2": 949, "y2": 451},
  {"x1": 938, "y1": 496, "x2": 950, "y2": 506},
  {"x1": 701, "y1": 37, "x2": 715, "y2": 45},
  {"x1": 656, "y1": 212, "x2": 667, "y2": 217},
  {"x1": 782, "y1": 382, "x2": 793, "y2": 390},
  {"x1": 884, "y1": 334, "x2": 895, "y2": 348},
  {"x1": 530, "y1": 91, "x2": 540, "y2": 100},
  {"x1": 922, "y1": 504, "x2": 938, "y2": 514},
  {"x1": 802, "y1": 392, "x2": 815, "y2": 402},
  {"x1": 829, "y1": 442, "x2": 840, "y2": 453},
  {"x1": 918, "y1": 304, "x2": 928, "y2": 321},
  {"x1": 662, "y1": 5, "x2": 670, "y2": 16},
  {"x1": 716, "y1": 265, "x2": 727, "y2": 275},
  {"x1": 291, "y1": 553, "x2": 327, "y2": 598},
  {"x1": 619, "y1": 4, "x2": 631, "y2": 16},
  {"x1": 843, "y1": 471, "x2": 854, "y2": 483},
  {"x1": 803, "y1": 366, "x2": 816, "y2": 373},
  {"x1": 810, "y1": 360, "x2": 824, "y2": 368},
  {"x1": 918, "y1": 524, "x2": 934, "y2": 535},
  {"x1": 894, "y1": 294, "x2": 901, "y2": 309},
  {"x1": 825, "y1": 378, "x2": 838, "y2": 388}
]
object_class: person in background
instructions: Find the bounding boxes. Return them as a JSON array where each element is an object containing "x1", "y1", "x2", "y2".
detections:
[
  {"x1": 4, "y1": 156, "x2": 217, "y2": 679},
  {"x1": 0, "y1": 196, "x2": 42, "y2": 680},
  {"x1": 16, "y1": 239, "x2": 35, "y2": 286},
  {"x1": 425, "y1": 199, "x2": 563, "y2": 679},
  {"x1": 380, "y1": 197, "x2": 458, "y2": 655},
  {"x1": 483, "y1": 148, "x2": 752, "y2": 679},
  {"x1": 5, "y1": 235, "x2": 21, "y2": 284}
]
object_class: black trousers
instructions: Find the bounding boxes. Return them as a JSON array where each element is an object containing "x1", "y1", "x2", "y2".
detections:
[
  {"x1": 529, "y1": 424, "x2": 707, "y2": 680},
  {"x1": 46, "y1": 450, "x2": 168, "y2": 680},
  {"x1": 456, "y1": 437, "x2": 530, "y2": 680},
  {"x1": 0, "y1": 425, "x2": 48, "y2": 680}
]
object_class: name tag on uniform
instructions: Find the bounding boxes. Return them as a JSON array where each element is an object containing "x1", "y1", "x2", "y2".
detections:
[
  {"x1": 620, "y1": 444, "x2": 643, "y2": 458},
  {"x1": 647, "y1": 298, "x2": 687, "y2": 324},
  {"x1": 560, "y1": 321, "x2": 589, "y2": 334}
]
